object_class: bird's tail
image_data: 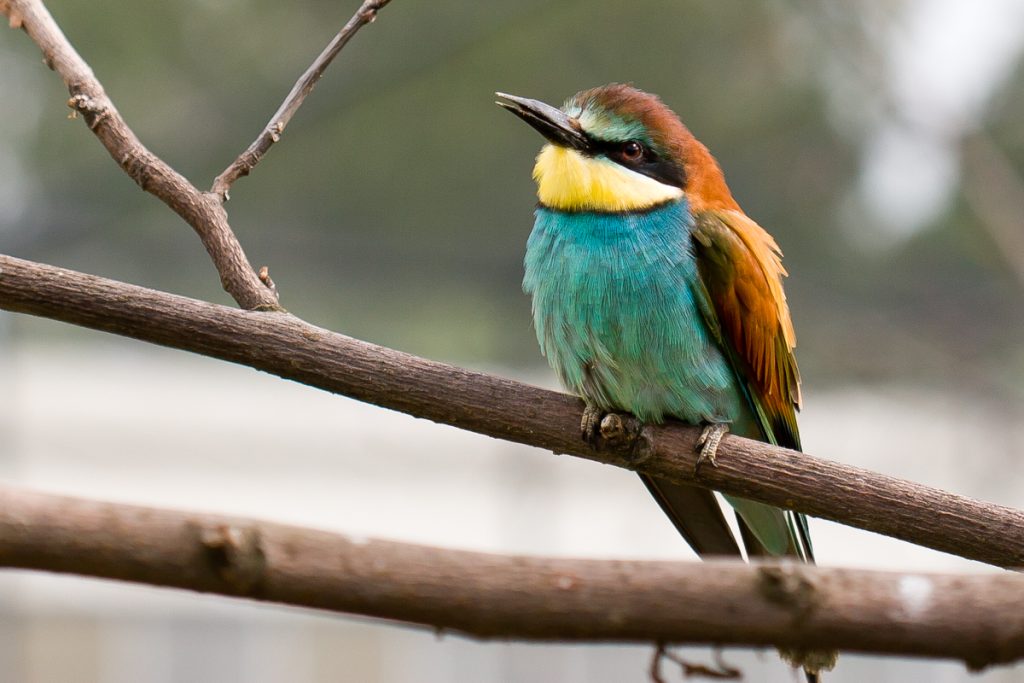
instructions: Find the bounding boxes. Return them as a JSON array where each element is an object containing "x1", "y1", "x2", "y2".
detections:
[
  {"x1": 725, "y1": 495, "x2": 838, "y2": 680},
  {"x1": 639, "y1": 475, "x2": 742, "y2": 556},
  {"x1": 641, "y1": 480, "x2": 838, "y2": 680}
]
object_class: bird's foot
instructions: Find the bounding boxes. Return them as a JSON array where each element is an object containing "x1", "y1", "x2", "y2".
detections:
[
  {"x1": 580, "y1": 405, "x2": 606, "y2": 447},
  {"x1": 581, "y1": 406, "x2": 642, "y2": 453},
  {"x1": 695, "y1": 423, "x2": 729, "y2": 470}
]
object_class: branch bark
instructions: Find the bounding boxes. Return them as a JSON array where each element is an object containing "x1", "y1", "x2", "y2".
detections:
[
  {"x1": 0, "y1": 484, "x2": 1021, "y2": 669},
  {"x1": 1, "y1": 0, "x2": 278, "y2": 310},
  {"x1": 2, "y1": 253, "x2": 1023, "y2": 569},
  {"x1": 212, "y1": 0, "x2": 393, "y2": 199}
]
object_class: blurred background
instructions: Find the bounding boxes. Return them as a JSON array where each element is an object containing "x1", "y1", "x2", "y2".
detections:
[{"x1": 2, "y1": 0, "x2": 1024, "y2": 680}]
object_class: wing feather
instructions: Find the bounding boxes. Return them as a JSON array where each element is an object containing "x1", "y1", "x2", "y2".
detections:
[
  {"x1": 691, "y1": 208, "x2": 813, "y2": 561},
  {"x1": 691, "y1": 209, "x2": 802, "y2": 450}
]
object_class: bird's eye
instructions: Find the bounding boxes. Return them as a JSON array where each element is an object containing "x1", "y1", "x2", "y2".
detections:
[{"x1": 620, "y1": 141, "x2": 644, "y2": 162}]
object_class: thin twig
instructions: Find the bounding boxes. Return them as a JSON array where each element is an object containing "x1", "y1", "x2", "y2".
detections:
[
  {"x1": 0, "y1": 484, "x2": 1022, "y2": 669},
  {"x1": 667, "y1": 649, "x2": 742, "y2": 680},
  {"x1": 651, "y1": 645, "x2": 743, "y2": 682},
  {"x1": 211, "y1": 0, "x2": 393, "y2": 199},
  {"x1": 2, "y1": 253, "x2": 1024, "y2": 569},
  {"x1": 1, "y1": 0, "x2": 279, "y2": 310},
  {"x1": 651, "y1": 644, "x2": 669, "y2": 683}
]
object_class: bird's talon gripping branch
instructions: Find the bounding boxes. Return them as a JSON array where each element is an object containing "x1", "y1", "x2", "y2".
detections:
[
  {"x1": 599, "y1": 413, "x2": 628, "y2": 443},
  {"x1": 580, "y1": 405, "x2": 605, "y2": 446},
  {"x1": 581, "y1": 407, "x2": 647, "y2": 456},
  {"x1": 696, "y1": 423, "x2": 729, "y2": 470}
]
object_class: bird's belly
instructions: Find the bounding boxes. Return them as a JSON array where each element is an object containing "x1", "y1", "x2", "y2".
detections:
[
  {"x1": 524, "y1": 208, "x2": 744, "y2": 425},
  {"x1": 540, "y1": 282, "x2": 741, "y2": 425}
]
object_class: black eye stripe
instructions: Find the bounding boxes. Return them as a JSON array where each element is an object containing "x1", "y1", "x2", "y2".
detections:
[{"x1": 586, "y1": 137, "x2": 686, "y2": 188}]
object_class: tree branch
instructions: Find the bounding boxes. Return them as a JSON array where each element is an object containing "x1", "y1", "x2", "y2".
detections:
[
  {"x1": 211, "y1": 0, "x2": 393, "y2": 199},
  {"x1": 2, "y1": 253, "x2": 1023, "y2": 569},
  {"x1": 1, "y1": 0, "x2": 279, "y2": 310},
  {"x1": 0, "y1": 483, "x2": 1022, "y2": 669}
]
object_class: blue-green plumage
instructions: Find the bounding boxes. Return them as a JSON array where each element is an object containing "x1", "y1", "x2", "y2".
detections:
[
  {"x1": 525, "y1": 199, "x2": 795, "y2": 557},
  {"x1": 525, "y1": 201, "x2": 747, "y2": 427}
]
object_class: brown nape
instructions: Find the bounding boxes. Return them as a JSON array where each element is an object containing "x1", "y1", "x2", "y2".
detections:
[
  {"x1": 680, "y1": 137, "x2": 741, "y2": 212},
  {"x1": 573, "y1": 83, "x2": 741, "y2": 211}
]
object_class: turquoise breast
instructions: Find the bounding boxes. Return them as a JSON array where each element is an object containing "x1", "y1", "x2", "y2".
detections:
[{"x1": 524, "y1": 200, "x2": 744, "y2": 425}]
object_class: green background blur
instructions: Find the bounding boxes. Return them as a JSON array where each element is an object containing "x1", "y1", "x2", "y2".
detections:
[{"x1": 3, "y1": 0, "x2": 1022, "y2": 390}]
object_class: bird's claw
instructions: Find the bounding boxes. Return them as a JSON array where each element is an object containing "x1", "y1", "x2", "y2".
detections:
[
  {"x1": 695, "y1": 423, "x2": 729, "y2": 470},
  {"x1": 580, "y1": 405, "x2": 605, "y2": 447}
]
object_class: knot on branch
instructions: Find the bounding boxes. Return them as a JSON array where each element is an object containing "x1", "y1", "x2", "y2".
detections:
[
  {"x1": 198, "y1": 523, "x2": 266, "y2": 594},
  {"x1": 3, "y1": 2, "x2": 24, "y2": 29},
  {"x1": 258, "y1": 266, "x2": 277, "y2": 296},
  {"x1": 359, "y1": 5, "x2": 380, "y2": 22},
  {"x1": 758, "y1": 565, "x2": 838, "y2": 675},
  {"x1": 594, "y1": 412, "x2": 654, "y2": 466},
  {"x1": 67, "y1": 93, "x2": 110, "y2": 130},
  {"x1": 757, "y1": 563, "x2": 816, "y2": 621}
]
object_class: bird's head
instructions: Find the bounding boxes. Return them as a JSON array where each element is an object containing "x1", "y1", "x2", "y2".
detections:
[{"x1": 497, "y1": 84, "x2": 737, "y2": 213}]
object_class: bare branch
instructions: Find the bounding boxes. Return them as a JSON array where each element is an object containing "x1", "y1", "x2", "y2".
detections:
[
  {"x1": 1, "y1": 483, "x2": 1022, "y2": 669},
  {"x1": 211, "y1": 0, "x2": 394, "y2": 199},
  {"x1": 2, "y1": 253, "x2": 1023, "y2": 569},
  {"x1": 651, "y1": 646, "x2": 742, "y2": 681},
  {"x1": 1, "y1": 0, "x2": 278, "y2": 310}
]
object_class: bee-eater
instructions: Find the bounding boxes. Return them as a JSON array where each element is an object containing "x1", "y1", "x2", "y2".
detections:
[{"x1": 498, "y1": 84, "x2": 835, "y2": 680}]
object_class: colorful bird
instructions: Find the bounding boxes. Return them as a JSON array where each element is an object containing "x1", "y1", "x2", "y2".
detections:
[{"x1": 498, "y1": 84, "x2": 835, "y2": 680}]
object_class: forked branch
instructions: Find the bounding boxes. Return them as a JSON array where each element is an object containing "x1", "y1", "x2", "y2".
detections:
[
  {"x1": 212, "y1": 0, "x2": 394, "y2": 198},
  {"x1": 1, "y1": 0, "x2": 278, "y2": 310}
]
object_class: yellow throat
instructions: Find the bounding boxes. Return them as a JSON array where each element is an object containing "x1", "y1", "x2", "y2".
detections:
[{"x1": 532, "y1": 144, "x2": 683, "y2": 212}]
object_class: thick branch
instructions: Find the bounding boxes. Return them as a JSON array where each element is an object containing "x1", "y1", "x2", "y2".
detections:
[
  {"x1": 1, "y1": 0, "x2": 278, "y2": 310},
  {"x1": 2, "y1": 254, "x2": 1024, "y2": 569},
  {"x1": 1, "y1": 484, "x2": 1022, "y2": 669},
  {"x1": 212, "y1": 0, "x2": 393, "y2": 198}
]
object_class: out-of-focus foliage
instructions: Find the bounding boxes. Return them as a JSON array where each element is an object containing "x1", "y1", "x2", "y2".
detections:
[{"x1": 2, "y1": 0, "x2": 1022, "y2": 393}]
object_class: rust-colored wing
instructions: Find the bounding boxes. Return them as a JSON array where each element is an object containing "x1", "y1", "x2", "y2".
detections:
[
  {"x1": 690, "y1": 208, "x2": 813, "y2": 562},
  {"x1": 691, "y1": 208, "x2": 802, "y2": 451}
]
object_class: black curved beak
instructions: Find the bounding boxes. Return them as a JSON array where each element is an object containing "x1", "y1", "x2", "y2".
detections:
[{"x1": 496, "y1": 92, "x2": 591, "y2": 153}]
